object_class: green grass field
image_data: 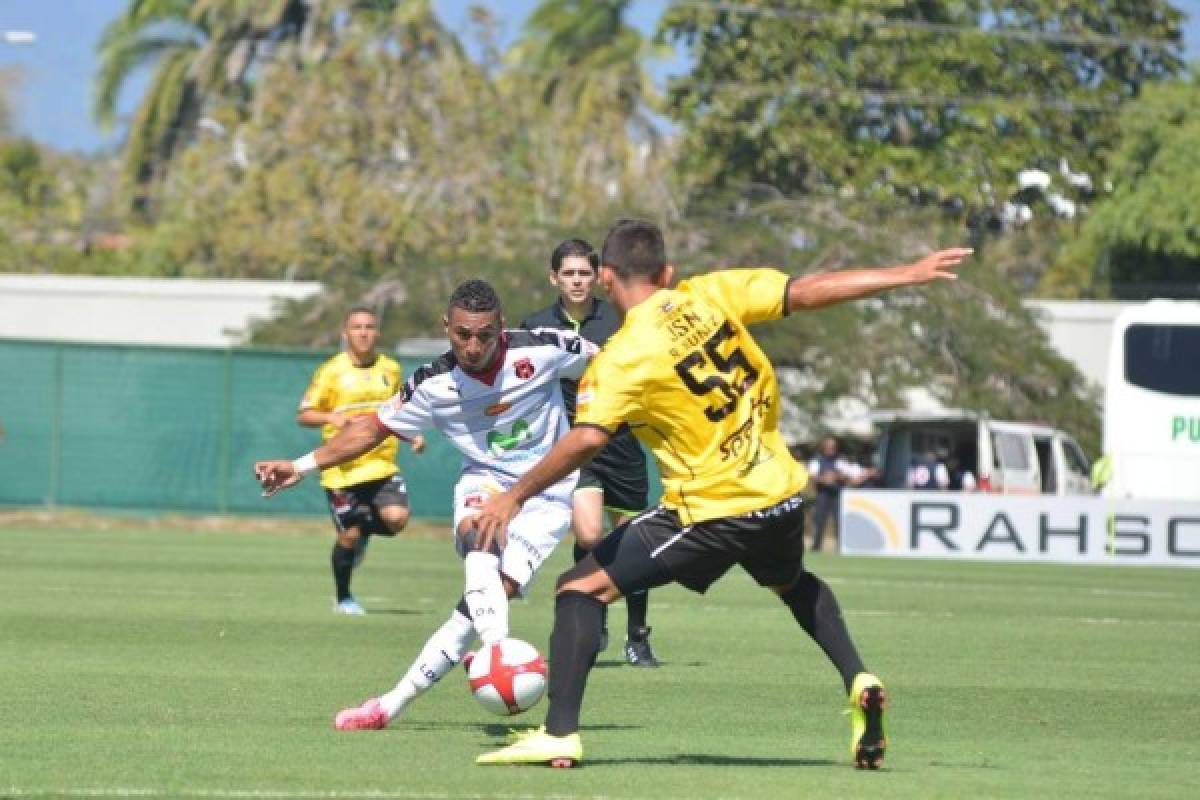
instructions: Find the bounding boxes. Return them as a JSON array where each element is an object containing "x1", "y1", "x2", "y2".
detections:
[{"x1": 3, "y1": 514, "x2": 1198, "y2": 799}]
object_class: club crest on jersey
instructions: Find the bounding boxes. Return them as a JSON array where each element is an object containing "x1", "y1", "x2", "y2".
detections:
[{"x1": 514, "y1": 358, "x2": 535, "y2": 380}]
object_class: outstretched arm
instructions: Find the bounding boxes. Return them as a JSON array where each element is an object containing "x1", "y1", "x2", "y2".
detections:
[
  {"x1": 254, "y1": 415, "x2": 390, "y2": 496},
  {"x1": 297, "y1": 408, "x2": 347, "y2": 430},
  {"x1": 469, "y1": 425, "x2": 611, "y2": 551},
  {"x1": 787, "y1": 248, "x2": 972, "y2": 312}
]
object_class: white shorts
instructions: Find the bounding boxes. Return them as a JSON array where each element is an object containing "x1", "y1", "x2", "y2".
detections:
[{"x1": 452, "y1": 475, "x2": 571, "y2": 595}]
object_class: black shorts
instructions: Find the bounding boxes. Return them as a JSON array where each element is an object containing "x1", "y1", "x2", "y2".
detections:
[
  {"x1": 592, "y1": 493, "x2": 807, "y2": 595},
  {"x1": 575, "y1": 463, "x2": 648, "y2": 515},
  {"x1": 324, "y1": 474, "x2": 408, "y2": 534}
]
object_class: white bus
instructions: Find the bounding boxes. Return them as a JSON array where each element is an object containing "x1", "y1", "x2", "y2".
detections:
[{"x1": 1102, "y1": 300, "x2": 1200, "y2": 499}]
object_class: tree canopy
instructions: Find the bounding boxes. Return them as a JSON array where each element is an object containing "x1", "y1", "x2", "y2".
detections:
[
  {"x1": 1043, "y1": 74, "x2": 1200, "y2": 298},
  {"x1": 660, "y1": 0, "x2": 1184, "y2": 221},
  {"x1": 17, "y1": 0, "x2": 1200, "y2": 455}
]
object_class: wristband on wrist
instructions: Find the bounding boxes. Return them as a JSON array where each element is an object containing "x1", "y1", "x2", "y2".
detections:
[{"x1": 292, "y1": 451, "x2": 319, "y2": 476}]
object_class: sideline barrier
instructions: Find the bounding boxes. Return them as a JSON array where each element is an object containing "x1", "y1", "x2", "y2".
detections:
[
  {"x1": 0, "y1": 339, "x2": 456, "y2": 518},
  {"x1": 0, "y1": 338, "x2": 661, "y2": 519},
  {"x1": 840, "y1": 489, "x2": 1200, "y2": 568}
]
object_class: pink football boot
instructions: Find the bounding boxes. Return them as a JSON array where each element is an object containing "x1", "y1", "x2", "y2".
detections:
[{"x1": 334, "y1": 698, "x2": 388, "y2": 731}]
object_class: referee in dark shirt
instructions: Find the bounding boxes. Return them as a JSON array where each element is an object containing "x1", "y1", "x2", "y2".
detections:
[{"x1": 522, "y1": 238, "x2": 659, "y2": 666}]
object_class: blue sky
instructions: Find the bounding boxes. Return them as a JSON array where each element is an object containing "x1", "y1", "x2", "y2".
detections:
[{"x1": 0, "y1": 0, "x2": 1196, "y2": 154}]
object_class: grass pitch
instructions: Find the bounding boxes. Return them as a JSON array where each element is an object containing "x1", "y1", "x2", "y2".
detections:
[{"x1": 2, "y1": 515, "x2": 1198, "y2": 799}]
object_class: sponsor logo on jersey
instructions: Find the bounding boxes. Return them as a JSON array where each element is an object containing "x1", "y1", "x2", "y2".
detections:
[
  {"x1": 487, "y1": 419, "x2": 532, "y2": 456},
  {"x1": 462, "y1": 480, "x2": 502, "y2": 508},
  {"x1": 577, "y1": 376, "x2": 595, "y2": 407},
  {"x1": 484, "y1": 401, "x2": 512, "y2": 416},
  {"x1": 514, "y1": 358, "x2": 535, "y2": 380}
]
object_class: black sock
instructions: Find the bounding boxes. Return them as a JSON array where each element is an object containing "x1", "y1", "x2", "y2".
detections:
[
  {"x1": 625, "y1": 590, "x2": 648, "y2": 635},
  {"x1": 544, "y1": 591, "x2": 605, "y2": 736},
  {"x1": 780, "y1": 571, "x2": 866, "y2": 692},
  {"x1": 331, "y1": 543, "x2": 356, "y2": 602},
  {"x1": 571, "y1": 543, "x2": 611, "y2": 636}
]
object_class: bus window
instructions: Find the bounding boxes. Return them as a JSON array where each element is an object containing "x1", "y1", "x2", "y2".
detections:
[{"x1": 1125, "y1": 325, "x2": 1200, "y2": 396}]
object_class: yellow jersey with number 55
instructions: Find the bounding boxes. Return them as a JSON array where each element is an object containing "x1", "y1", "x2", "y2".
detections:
[{"x1": 575, "y1": 268, "x2": 809, "y2": 525}]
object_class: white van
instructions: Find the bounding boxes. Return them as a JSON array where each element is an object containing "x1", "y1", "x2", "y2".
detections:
[{"x1": 871, "y1": 410, "x2": 1092, "y2": 495}]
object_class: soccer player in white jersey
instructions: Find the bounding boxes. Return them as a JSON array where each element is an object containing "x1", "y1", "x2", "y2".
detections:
[{"x1": 254, "y1": 279, "x2": 597, "y2": 730}]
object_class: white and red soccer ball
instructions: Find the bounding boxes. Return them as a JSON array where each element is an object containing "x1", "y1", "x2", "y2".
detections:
[{"x1": 467, "y1": 638, "x2": 547, "y2": 716}]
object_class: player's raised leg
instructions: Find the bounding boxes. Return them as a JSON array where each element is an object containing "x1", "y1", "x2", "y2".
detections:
[
  {"x1": 776, "y1": 567, "x2": 887, "y2": 768},
  {"x1": 334, "y1": 604, "x2": 477, "y2": 730}
]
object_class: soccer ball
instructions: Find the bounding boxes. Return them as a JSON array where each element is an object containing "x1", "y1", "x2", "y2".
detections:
[{"x1": 467, "y1": 637, "x2": 547, "y2": 716}]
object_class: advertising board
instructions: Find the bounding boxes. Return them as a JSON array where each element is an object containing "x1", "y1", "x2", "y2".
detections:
[{"x1": 840, "y1": 490, "x2": 1200, "y2": 567}]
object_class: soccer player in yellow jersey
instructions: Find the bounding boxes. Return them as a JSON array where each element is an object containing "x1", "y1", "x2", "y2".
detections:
[
  {"x1": 299, "y1": 306, "x2": 424, "y2": 615},
  {"x1": 472, "y1": 218, "x2": 972, "y2": 769}
]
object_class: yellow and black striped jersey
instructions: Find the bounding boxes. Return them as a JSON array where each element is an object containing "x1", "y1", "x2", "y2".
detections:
[
  {"x1": 300, "y1": 351, "x2": 402, "y2": 489},
  {"x1": 575, "y1": 269, "x2": 809, "y2": 525}
]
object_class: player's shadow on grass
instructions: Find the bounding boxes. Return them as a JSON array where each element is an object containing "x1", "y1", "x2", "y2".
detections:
[
  {"x1": 404, "y1": 722, "x2": 643, "y2": 735},
  {"x1": 589, "y1": 754, "x2": 838, "y2": 768},
  {"x1": 363, "y1": 608, "x2": 427, "y2": 616},
  {"x1": 480, "y1": 722, "x2": 642, "y2": 736},
  {"x1": 592, "y1": 659, "x2": 706, "y2": 668}
]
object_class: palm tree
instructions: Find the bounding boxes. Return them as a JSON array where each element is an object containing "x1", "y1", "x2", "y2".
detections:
[
  {"x1": 508, "y1": 0, "x2": 668, "y2": 218},
  {"x1": 93, "y1": 0, "x2": 312, "y2": 210},
  {"x1": 517, "y1": 0, "x2": 656, "y2": 127}
]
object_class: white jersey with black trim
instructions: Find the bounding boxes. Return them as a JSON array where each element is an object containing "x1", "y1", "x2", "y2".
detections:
[{"x1": 375, "y1": 329, "x2": 598, "y2": 506}]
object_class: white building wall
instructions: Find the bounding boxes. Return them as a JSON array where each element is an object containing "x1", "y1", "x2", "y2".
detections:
[
  {"x1": 0, "y1": 273, "x2": 1129, "y2": 385},
  {"x1": 0, "y1": 274, "x2": 322, "y2": 347}
]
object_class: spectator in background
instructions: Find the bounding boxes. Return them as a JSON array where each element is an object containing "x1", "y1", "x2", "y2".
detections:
[
  {"x1": 947, "y1": 448, "x2": 977, "y2": 491},
  {"x1": 907, "y1": 448, "x2": 950, "y2": 490},
  {"x1": 298, "y1": 306, "x2": 424, "y2": 615},
  {"x1": 806, "y1": 436, "x2": 871, "y2": 553}
]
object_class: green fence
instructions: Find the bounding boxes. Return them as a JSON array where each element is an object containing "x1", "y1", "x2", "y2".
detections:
[
  {"x1": 0, "y1": 339, "x2": 463, "y2": 518},
  {"x1": 0, "y1": 339, "x2": 661, "y2": 519}
]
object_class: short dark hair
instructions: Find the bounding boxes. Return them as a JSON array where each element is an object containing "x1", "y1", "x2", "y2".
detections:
[
  {"x1": 600, "y1": 218, "x2": 667, "y2": 280},
  {"x1": 448, "y1": 279, "x2": 501, "y2": 315},
  {"x1": 550, "y1": 238, "x2": 598, "y2": 272},
  {"x1": 344, "y1": 305, "x2": 377, "y2": 323}
]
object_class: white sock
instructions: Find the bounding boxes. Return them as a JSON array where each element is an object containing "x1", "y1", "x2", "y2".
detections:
[
  {"x1": 378, "y1": 610, "x2": 475, "y2": 719},
  {"x1": 463, "y1": 550, "x2": 509, "y2": 645}
]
